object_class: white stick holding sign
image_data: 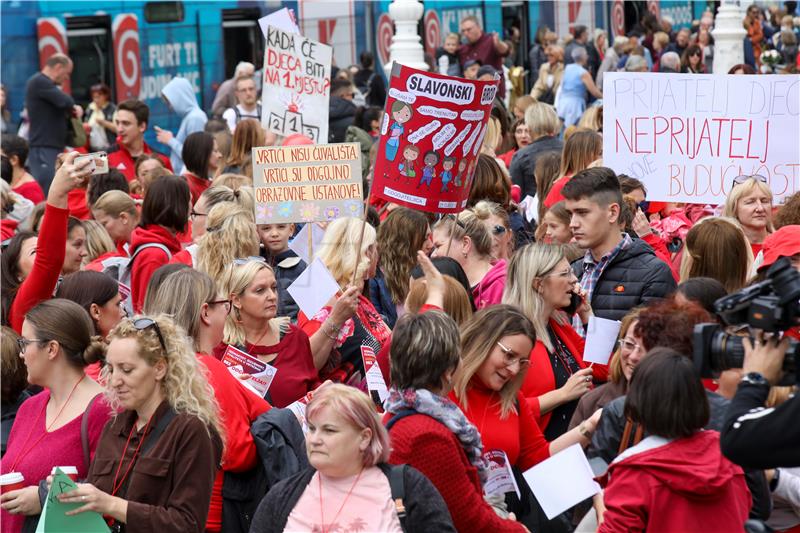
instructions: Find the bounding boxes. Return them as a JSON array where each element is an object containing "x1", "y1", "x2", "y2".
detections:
[
  {"x1": 522, "y1": 443, "x2": 601, "y2": 520},
  {"x1": 287, "y1": 258, "x2": 340, "y2": 319},
  {"x1": 289, "y1": 223, "x2": 326, "y2": 264},
  {"x1": 583, "y1": 316, "x2": 622, "y2": 365}
]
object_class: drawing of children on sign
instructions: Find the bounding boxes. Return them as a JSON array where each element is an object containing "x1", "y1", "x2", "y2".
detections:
[
  {"x1": 440, "y1": 156, "x2": 456, "y2": 192},
  {"x1": 385, "y1": 101, "x2": 413, "y2": 162},
  {"x1": 417, "y1": 150, "x2": 440, "y2": 189},
  {"x1": 464, "y1": 158, "x2": 477, "y2": 190},
  {"x1": 398, "y1": 145, "x2": 420, "y2": 180},
  {"x1": 454, "y1": 159, "x2": 467, "y2": 188}
]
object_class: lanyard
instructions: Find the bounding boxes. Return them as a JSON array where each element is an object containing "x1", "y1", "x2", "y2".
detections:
[{"x1": 110, "y1": 415, "x2": 155, "y2": 497}]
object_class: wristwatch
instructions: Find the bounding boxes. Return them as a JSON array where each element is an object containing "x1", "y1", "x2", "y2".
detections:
[{"x1": 740, "y1": 372, "x2": 770, "y2": 387}]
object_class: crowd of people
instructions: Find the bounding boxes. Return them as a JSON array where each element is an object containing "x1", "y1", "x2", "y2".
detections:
[{"x1": 1, "y1": 4, "x2": 799, "y2": 533}]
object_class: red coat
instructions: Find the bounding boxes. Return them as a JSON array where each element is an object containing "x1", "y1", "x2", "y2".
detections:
[
  {"x1": 599, "y1": 431, "x2": 750, "y2": 533},
  {"x1": 129, "y1": 224, "x2": 183, "y2": 313},
  {"x1": 108, "y1": 141, "x2": 172, "y2": 182},
  {"x1": 386, "y1": 412, "x2": 525, "y2": 533},
  {"x1": 522, "y1": 318, "x2": 608, "y2": 427},
  {"x1": 9, "y1": 204, "x2": 69, "y2": 333},
  {"x1": 183, "y1": 172, "x2": 210, "y2": 205},
  {"x1": 0, "y1": 219, "x2": 18, "y2": 242}
]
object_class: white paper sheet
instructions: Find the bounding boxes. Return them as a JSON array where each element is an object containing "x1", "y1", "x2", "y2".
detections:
[
  {"x1": 582, "y1": 315, "x2": 622, "y2": 365},
  {"x1": 258, "y1": 7, "x2": 299, "y2": 38},
  {"x1": 522, "y1": 444, "x2": 601, "y2": 519},
  {"x1": 287, "y1": 258, "x2": 340, "y2": 319}
]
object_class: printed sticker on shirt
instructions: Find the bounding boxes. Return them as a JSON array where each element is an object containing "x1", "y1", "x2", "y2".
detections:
[
  {"x1": 221, "y1": 344, "x2": 278, "y2": 398},
  {"x1": 483, "y1": 449, "x2": 521, "y2": 498},
  {"x1": 361, "y1": 345, "x2": 389, "y2": 406}
]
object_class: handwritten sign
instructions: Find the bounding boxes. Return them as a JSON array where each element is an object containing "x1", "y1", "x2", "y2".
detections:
[
  {"x1": 261, "y1": 25, "x2": 332, "y2": 143},
  {"x1": 36, "y1": 469, "x2": 109, "y2": 532},
  {"x1": 370, "y1": 63, "x2": 499, "y2": 213},
  {"x1": 252, "y1": 143, "x2": 363, "y2": 224},
  {"x1": 604, "y1": 72, "x2": 800, "y2": 204}
]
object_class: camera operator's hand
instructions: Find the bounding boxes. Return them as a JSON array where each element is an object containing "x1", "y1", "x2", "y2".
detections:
[{"x1": 742, "y1": 333, "x2": 789, "y2": 385}]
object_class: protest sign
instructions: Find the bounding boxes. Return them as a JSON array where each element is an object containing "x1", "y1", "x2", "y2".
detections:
[
  {"x1": 287, "y1": 257, "x2": 341, "y2": 319},
  {"x1": 36, "y1": 469, "x2": 109, "y2": 532},
  {"x1": 258, "y1": 8, "x2": 299, "y2": 38},
  {"x1": 261, "y1": 25, "x2": 332, "y2": 143},
  {"x1": 483, "y1": 450, "x2": 521, "y2": 498},
  {"x1": 361, "y1": 345, "x2": 389, "y2": 406},
  {"x1": 583, "y1": 316, "x2": 621, "y2": 365},
  {"x1": 370, "y1": 63, "x2": 500, "y2": 213},
  {"x1": 221, "y1": 345, "x2": 278, "y2": 398},
  {"x1": 603, "y1": 72, "x2": 800, "y2": 204},
  {"x1": 252, "y1": 143, "x2": 363, "y2": 224}
]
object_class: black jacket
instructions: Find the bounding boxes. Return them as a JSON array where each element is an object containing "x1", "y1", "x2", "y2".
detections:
[
  {"x1": 328, "y1": 97, "x2": 357, "y2": 143},
  {"x1": 508, "y1": 136, "x2": 563, "y2": 199},
  {"x1": 571, "y1": 238, "x2": 676, "y2": 321},
  {"x1": 261, "y1": 248, "x2": 305, "y2": 322},
  {"x1": 25, "y1": 72, "x2": 74, "y2": 149},
  {"x1": 589, "y1": 391, "x2": 772, "y2": 520},
  {"x1": 249, "y1": 464, "x2": 456, "y2": 533}
]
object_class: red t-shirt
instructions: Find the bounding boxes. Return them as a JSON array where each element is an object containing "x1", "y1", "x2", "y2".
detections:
[
  {"x1": 108, "y1": 141, "x2": 172, "y2": 182},
  {"x1": 13, "y1": 180, "x2": 45, "y2": 204},
  {"x1": 183, "y1": 172, "x2": 210, "y2": 206}
]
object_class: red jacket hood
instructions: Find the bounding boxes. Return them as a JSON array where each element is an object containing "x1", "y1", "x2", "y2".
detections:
[
  {"x1": 611, "y1": 431, "x2": 743, "y2": 500},
  {"x1": 130, "y1": 224, "x2": 182, "y2": 254},
  {"x1": 472, "y1": 259, "x2": 507, "y2": 309}
]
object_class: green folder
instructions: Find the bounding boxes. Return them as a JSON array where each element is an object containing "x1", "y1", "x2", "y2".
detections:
[{"x1": 35, "y1": 468, "x2": 110, "y2": 533}]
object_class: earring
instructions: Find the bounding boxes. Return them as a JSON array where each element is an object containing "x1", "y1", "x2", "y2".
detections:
[{"x1": 234, "y1": 307, "x2": 242, "y2": 323}]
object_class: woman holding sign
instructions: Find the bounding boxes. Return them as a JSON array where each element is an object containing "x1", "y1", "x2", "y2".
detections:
[{"x1": 143, "y1": 268, "x2": 270, "y2": 532}]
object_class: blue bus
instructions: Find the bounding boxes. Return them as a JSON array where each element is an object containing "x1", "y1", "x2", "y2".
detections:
[{"x1": 1, "y1": 0, "x2": 707, "y2": 149}]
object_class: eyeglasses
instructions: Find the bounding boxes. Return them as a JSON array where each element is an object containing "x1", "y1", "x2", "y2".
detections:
[
  {"x1": 618, "y1": 339, "x2": 644, "y2": 354},
  {"x1": 190, "y1": 210, "x2": 207, "y2": 220},
  {"x1": 732, "y1": 174, "x2": 768, "y2": 186},
  {"x1": 132, "y1": 317, "x2": 167, "y2": 352},
  {"x1": 546, "y1": 269, "x2": 574, "y2": 279},
  {"x1": 496, "y1": 341, "x2": 530, "y2": 368},
  {"x1": 232, "y1": 256, "x2": 267, "y2": 266},
  {"x1": 17, "y1": 337, "x2": 46, "y2": 353},
  {"x1": 207, "y1": 299, "x2": 232, "y2": 315}
]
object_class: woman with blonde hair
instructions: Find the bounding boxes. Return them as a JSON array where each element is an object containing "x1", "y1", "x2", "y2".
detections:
[
  {"x1": 431, "y1": 209, "x2": 506, "y2": 309},
  {"x1": 91, "y1": 189, "x2": 138, "y2": 255},
  {"x1": 252, "y1": 384, "x2": 455, "y2": 532},
  {"x1": 194, "y1": 201, "x2": 259, "y2": 281},
  {"x1": 680, "y1": 217, "x2": 753, "y2": 293},
  {"x1": 218, "y1": 258, "x2": 317, "y2": 407},
  {"x1": 223, "y1": 119, "x2": 265, "y2": 178},
  {"x1": 472, "y1": 200, "x2": 513, "y2": 260},
  {"x1": 722, "y1": 175, "x2": 774, "y2": 255},
  {"x1": 59, "y1": 315, "x2": 224, "y2": 532},
  {"x1": 81, "y1": 219, "x2": 116, "y2": 266},
  {"x1": 144, "y1": 268, "x2": 269, "y2": 531},
  {"x1": 479, "y1": 117, "x2": 507, "y2": 172},
  {"x1": 449, "y1": 305, "x2": 602, "y2": 528},
  {"x1": 298, "y1": 217, "x2": 391, "y2": 386},
  {"x1": 502, "y1": 243, "x2": 603, "y2": 439},
  {"x1": 543, "y1": 129, "x2": 603, "y2": 208}
]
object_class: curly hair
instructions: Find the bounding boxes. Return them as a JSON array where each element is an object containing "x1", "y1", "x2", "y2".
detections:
[
  {"x1": 377, "y1": 207, "x2": 430, "y2": 305},
  {"x1": 196, "y1": 201, "x2": 259, "y2": 282},
  {"x1": 104, "y1": 315, "x2": 224, "y2": 444},
  {"x1": 633, "y1": 299, "x2": 711, "y2": 358}
]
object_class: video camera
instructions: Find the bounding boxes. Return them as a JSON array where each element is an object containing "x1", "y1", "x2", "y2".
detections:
[{"x1": 693, "y1": 257, "x2": 799, "y2": 386}]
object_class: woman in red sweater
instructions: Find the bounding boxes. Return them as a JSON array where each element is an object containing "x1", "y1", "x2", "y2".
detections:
[
  {"x1": 182, "y1": 131, "x2": 222, "y2": 205},
  {"x1": 384, "y1": 311, "x2": 527, "y2": 533},
  {"x1": 219, "y1": 258, "x2": 319, "y2": 408},
  {"x1": 503, "y1": 243, "x2": 608, "y2": 438},
  {"x1": 1, "y1": 151, "x2": 92, "y2": 332},
  {"x1": 143, "y1": 268, "x2": 270, "y2": 532},
  {"x1": 129, "y1": 174, "x2": 189, "y2": 312}
]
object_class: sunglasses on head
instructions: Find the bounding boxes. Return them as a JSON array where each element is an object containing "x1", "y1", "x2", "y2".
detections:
[
  {"x1": 732, "y1": 174, "x2": 768, "y2": 186},
  {"x1": 132, "y1": 317, "x2": 167, "y2": 351},
  {"x1": 232, "y1": 256, "x2": 267, "y2": 266}
]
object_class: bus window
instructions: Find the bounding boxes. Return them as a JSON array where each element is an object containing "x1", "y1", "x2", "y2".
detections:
[
  {"x1": 144, "y1": 2, "x2": 185, "y2": 24},
  {"x1": 66, "y1": 16, "x2": 112, "y2": 108},
  {"x1": 222, "y1": 8, "x2": 264, "y2": 79}
]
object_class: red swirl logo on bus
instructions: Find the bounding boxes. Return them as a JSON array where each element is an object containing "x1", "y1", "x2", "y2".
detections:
[
  {"x1": 36, "y1": 18, "x2": 70, "y2": 94},
  {"x1": 113, "y1": 14, "x2": 141, "y2": 101}
]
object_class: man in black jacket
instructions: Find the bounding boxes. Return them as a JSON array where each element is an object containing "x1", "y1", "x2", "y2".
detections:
[
  {"x1": 508, "y1": 101, "x2": 562, "y2": 199},
  {"x1": 24, "y1": 53, "x2": 83, "y2": 193},
  {"x1": 563, "y1": 167, "x2": 676, "y2": 321},
  {"x1": 328, "y1": 79, "x2": 358, "y2": 144}
]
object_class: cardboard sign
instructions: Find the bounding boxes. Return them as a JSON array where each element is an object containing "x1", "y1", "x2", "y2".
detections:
[
  {"x1": 483, "y1": 450, "x2": 521, "y2": 498},
  {"x1": 260, "y1": 25, "x2": 332, "y2": 143},
  {"x1": 361, "y1": 345, "x2": 389, "y2": 405},
  {"x1": 36, "y1": 469, "x2": 109, "y2": 532},
  {"x1": 603, "y1": 72, "x2": 800, "y2": 204},
  {"x1": 252, "y1": 143, "x2": 363, "y2": 224},
  {"x1": 370, "y1": 63, "x2": 499, "y2": 213},
  {"x1": 221, "y1": 345, "x2": 278, "y2": 398}
]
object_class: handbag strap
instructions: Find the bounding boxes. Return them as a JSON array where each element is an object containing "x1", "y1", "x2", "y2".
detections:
[
  {"x1": 617, "y1": 418, "x2": 645, "y2": 456},
  {"x1": 81, "y1": 393, "x2": 102, "y2": 471}
]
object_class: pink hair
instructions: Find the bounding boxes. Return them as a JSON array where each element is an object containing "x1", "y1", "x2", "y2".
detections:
[{"x1": 305, "y1": 384, "x2": 391, "y2": 466}]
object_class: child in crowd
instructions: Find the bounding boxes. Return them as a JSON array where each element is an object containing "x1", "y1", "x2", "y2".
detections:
[{"x1": 258, "y1": 222, "x2": 305, "y2": 321}]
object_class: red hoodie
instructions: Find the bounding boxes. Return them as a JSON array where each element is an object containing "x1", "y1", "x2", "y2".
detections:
[
  {"x1": 599, "y1": 431, "x2": 751, "y2": 533},
  {"x1": 129, "y1": 224, "x2": 183, "y2": 313},
  {"x1": 472, "y1": 259, "x2": 507, "y2": 310}
]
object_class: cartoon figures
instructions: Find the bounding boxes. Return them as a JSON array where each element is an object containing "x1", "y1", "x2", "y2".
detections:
[
  {"x1": 464, "y1": 158, "x2": 477, "y2": 191},
  {"x1": 385, "y1": 101, "x2": 413, "y2": 162},
  {"x1": 417, "y1": 150, "x2": 440, "y2": 189},
  {"x1": 454, "y1": 159, "x2": 467, "y2": 188},
  {"x1": 398, "y1": 145, "x2": 420, "y2": 180},
  {"x1": 440, "y1": 156, "x2": 456, "y2": 192}
]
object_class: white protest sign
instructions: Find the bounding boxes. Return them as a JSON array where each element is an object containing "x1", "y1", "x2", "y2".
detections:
[
  {"x1": 289, "y1": 222, "x2": 326, "y2": 264},
  {"x1": 603, "y1": 73, "x2": 800, "y2": 204},
  {"x1": 361, "y1": 345, "x2": 389, "y2": 404},
  {"x1": 522, "y1": 444, "x2": 601, "y2": 520},
  {"x1": 583, "y1": 316, "x2": 621, "y2": 365},
  {"x1": 258, "y1": 8, "x2": 299, "y2": 38},
  {"x1": 483, "y1": 450, "x2": 521, "y2": 498},
  {"x1": 261, "y1": 26, "x2": 332, "y2": 144},
  {"x1": 287, "y1": 257, "x2": 340, "y2": 319}
]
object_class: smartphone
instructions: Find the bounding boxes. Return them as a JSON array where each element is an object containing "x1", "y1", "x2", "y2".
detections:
[
  {"x1": 74, "y1": 151, "x2": 109, "y2": 175},
  {"x1": 562, "y1": 291, "x2": 582, "y2": 315}
]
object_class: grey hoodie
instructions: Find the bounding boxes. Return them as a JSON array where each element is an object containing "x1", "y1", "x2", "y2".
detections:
[{"x1": 161, "y1": 77, "x2": 207, "y2": 172}]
